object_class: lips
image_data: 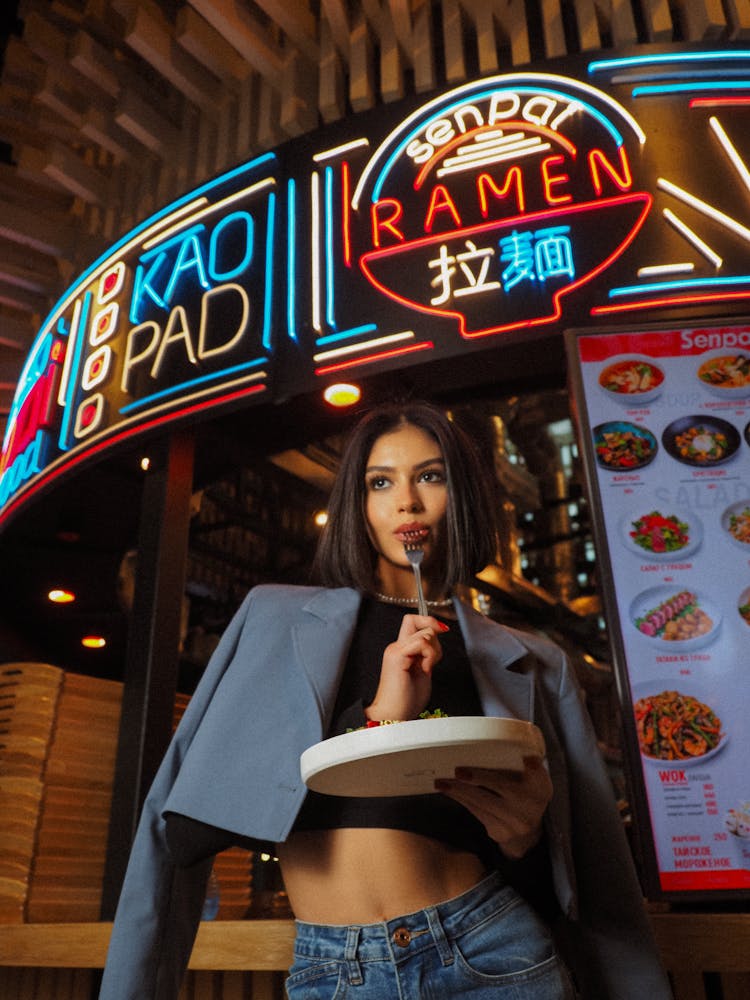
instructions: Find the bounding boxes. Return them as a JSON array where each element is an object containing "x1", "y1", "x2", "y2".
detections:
[{"x1": 395, "y1": 524, "x2": 429, "y2": 544}]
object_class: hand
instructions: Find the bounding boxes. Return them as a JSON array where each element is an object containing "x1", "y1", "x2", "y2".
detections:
[
  {"x1": 435, "y1": 756, "x2": 552, "y2": 859},
  {"x1": 365, "y1": 614, "x2": 448, "y2": 722}
]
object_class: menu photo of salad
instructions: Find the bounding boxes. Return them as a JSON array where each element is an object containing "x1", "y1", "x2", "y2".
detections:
[
  {"x1": 569, "y1": 323, "x2": 750, "y2": 898},
  {"x1": 722, "y1": 500, "x2": 750, "y2": 550},
  {"x1": 620, "y1": 505, "x2": 703, "y2": 561}
]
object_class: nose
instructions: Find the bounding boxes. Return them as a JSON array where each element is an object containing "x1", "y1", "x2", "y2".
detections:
[{"x1": 397, "y1": 483, "x2": 423, "y2": 513}]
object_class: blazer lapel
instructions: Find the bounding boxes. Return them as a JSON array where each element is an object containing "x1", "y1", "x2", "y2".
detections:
[
  {"x1": 454, "y1": 600, "x2": 535, "y2": 722},
  {"x1": 291, "y1": 587, "x2": 362, "y2": 732}
]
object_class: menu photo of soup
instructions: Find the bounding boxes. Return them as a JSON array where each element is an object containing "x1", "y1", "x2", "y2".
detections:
[
  {"x1": 597, "y1": 355, "x2": 666, "y2": 403},
  {"x1": 696, "y1": 349, "x2": 750, "y2": 399}
]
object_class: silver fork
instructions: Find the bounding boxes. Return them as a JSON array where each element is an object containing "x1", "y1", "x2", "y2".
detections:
[{"x1": 403, "y1": 543, "x2": 428, "y2": 616}]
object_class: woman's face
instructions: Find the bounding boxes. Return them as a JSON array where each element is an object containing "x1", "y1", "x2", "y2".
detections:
[{"x1": 364, "y1": 422, "x2": 449, "y2": 596}]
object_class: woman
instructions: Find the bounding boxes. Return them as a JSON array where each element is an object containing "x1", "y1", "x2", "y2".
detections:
[{"x1": 99, "y1": 402, "x2": 672, "y2": 1000}]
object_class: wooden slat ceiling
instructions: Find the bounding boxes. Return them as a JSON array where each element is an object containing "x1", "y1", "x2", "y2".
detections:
[{"x1": 0, "y1": 0, "x2": 746, "y2": 441}]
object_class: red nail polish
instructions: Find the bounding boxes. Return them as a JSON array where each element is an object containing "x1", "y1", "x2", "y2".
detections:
[{"x1": 437, "y1": 622, "x2": 450, "y2": 632}]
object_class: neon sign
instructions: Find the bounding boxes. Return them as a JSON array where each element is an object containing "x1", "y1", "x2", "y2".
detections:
[
  {"x1": 352, "y1": 77, "x2": 650, "y2": 337},
  {"x1": 0, "y1": 156, "x2": 276, "y2": 515},
  {"x1": 4, "y1": 51, "x2": 750, "y2": 523}
]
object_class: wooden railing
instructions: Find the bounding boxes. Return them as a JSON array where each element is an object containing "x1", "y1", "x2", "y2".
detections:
[
  {"x1": 2, "y1": 913, "x2": 750, "y2": 1000},
  {"x1": 650, "y1": 911, "x2": 750, "y2": 1000},
  {"x1": 0, "y1": 920, "x2": 295, "y2": 1000}
]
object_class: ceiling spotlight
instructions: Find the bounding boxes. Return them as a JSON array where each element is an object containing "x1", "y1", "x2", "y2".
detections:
[
  {"x1": 323, "y1": 383, "x2": 361, "y2": 407},
  {"x1": 81, "y1": 635, "x2": 107, "y2": 649},
  {"x1": 48, "y1": 589, "x2": 75, "y2": 604},
  {"x1": 140, "y1": 456, "x2": 151, "y2": 471},
  {"x1": 313, "y1": 510, "x2": 328, "y2": 527}
]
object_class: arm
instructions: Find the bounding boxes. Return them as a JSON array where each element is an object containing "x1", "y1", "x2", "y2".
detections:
[{"x1": 99, "y1": 590, "x2": 257, "y2": 1000}]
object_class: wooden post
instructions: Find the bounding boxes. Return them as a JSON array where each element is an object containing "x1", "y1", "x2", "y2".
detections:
[{"x1": 99, "y1": 429, "x2": 195, "y2": 918}]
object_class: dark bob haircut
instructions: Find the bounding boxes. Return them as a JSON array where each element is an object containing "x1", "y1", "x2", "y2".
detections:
[{"x1": 312, "y1": 401, "x2": 499, "y2": 594}]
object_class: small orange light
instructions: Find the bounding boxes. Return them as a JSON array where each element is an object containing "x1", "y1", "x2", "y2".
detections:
[
  {"x1": 48, "y1": 589, "x2": 76, "y2": 604},
  {"x1": 81, "y1": 635, "x2": 107, "y2": 649},
  {"x1": 323, "y1": 383, "x2": 361, "y2": 407},
  {"x1": 313, "y1": 510, "x2": 328, "y2": 527},
  {"x1": 140, "y1": 456, "x2": 150, "y2": 471}
]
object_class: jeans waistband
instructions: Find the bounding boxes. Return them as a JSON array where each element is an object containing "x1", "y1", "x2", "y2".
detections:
[{"x1": 293, "y1": 870, "x2": 514, "y2": 967}]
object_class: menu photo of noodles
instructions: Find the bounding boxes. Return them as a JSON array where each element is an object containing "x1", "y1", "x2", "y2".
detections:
[
  {"x1": 629, "y1": 586, "x2": 721, "y2": 650},
  {"x1": 632, "y1": 685, "x2": 727, "y2": 765}
]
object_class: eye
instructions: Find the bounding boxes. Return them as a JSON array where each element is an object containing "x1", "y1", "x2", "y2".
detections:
[
  {"x1": 367, "y1": 475, "x2": 390, "y2": 491},
  {"x1": 418, "y1": 468, "x2": 446, "y2": 484}
]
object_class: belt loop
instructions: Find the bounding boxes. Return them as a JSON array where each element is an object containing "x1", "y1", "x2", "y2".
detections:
[
  {"x1": 425, "y1": 906, "x2": 454, "y2": 966},
  {"x1": 344, "y1": 926, "x2": 363, "y2": 985}
]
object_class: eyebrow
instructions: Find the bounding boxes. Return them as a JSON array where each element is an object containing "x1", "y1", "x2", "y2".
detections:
[{"x1": 365, "y1": 457, "x2": 445, "y2": 473}]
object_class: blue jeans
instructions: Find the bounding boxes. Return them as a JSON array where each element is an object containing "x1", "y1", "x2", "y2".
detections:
[{"x1": 285, "y1": 871, "x2": 575, "y2": 999}]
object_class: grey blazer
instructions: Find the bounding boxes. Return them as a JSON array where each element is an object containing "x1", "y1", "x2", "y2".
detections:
[{"x1": 99, "y1": 585, "x2": 672, "y2": 999}]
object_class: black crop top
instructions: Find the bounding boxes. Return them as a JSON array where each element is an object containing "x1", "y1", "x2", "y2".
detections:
[{"x1": 292, "y1": 597, "x2": 503, "y2": 870}]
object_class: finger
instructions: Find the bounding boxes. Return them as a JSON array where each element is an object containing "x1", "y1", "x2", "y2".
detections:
[
  {"x1": 398, "y1": 615, "x2": 451, "y2": 637},
  {"x1": 436, "y1": 781, "x2": 538, "y2": 837},
  {"x1": 400, "y1": 628, "x2": 442, "y2": 656},
  {"x1": 455, "y1": 760, "x2": 549, "y2": 793}
]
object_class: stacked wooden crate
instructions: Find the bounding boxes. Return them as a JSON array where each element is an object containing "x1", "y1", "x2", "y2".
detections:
[
  {"x1": 26, "y1": 671, "x2": 122, "y2": 922},
  {"x1": 0, "y1": 666, "x2": 253, "y2": 923},
  {"x1": 0, "y1": 662, "x2": 63, "y2": 923}
]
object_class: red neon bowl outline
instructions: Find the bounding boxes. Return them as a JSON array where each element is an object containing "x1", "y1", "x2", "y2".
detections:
[{"x1": 359, "y1": 192, "x2": 652, "y2": 338}]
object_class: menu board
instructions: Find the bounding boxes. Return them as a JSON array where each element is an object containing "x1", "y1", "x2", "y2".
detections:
[{"x1": 567, "y1": 323, "x2": 750, "y2": 900}]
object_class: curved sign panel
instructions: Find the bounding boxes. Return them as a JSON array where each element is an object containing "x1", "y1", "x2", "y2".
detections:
[{"x1": 3, "y1": 49, "x2": 750, "y2": 523}]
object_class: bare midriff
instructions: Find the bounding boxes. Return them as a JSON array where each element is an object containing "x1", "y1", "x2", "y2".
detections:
[{"x1": 276, "y1": 827, "x2": 488, "y2": 925}]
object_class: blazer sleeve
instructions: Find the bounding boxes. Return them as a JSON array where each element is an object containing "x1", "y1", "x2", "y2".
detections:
[
  {"x1": 546, "y1": 646, "x2": 673, "y2": 1000},
  {"x1": 98, "y1": 590, "x2": 258, "y2": 1000}
]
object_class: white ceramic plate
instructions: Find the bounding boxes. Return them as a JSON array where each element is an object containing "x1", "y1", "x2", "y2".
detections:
[
  {"x1": 620, "y1": 505, "x2": 702, "y2": 561},
  {"x1": 300, "y1": 716, "x2": 545, "y2": 797},
  {"x1": 631, "y1": 682, "x2": 728, "y2": 766},
  {"x1": 629, "y1": 585, "x2": 721, "y2": 650}
]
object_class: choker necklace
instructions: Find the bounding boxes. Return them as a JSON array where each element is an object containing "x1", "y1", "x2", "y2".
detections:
[{"x1": 374, "y1": 592, "x2": 453, "y2": 609}]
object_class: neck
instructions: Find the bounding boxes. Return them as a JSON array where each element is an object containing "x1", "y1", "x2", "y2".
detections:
[
  {"x1": 376, "y1": 563, "x2": 437, "y2": 603},
  {"x1": 372, "y1": 590, "x2": 453, "y2": 610}
]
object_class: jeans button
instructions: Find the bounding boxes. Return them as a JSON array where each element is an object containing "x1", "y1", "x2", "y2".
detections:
[{"x1": 393, "y1": 927, "x2": 411, "y2": 947}]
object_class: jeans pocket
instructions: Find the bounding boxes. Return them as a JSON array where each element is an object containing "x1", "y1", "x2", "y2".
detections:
[
  {"x1": 452, "y1": 895, "x2": 572, "y2": 995},
  {"x1": 285, "y1": 955, "x2": 346, "y2": 1000}
]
